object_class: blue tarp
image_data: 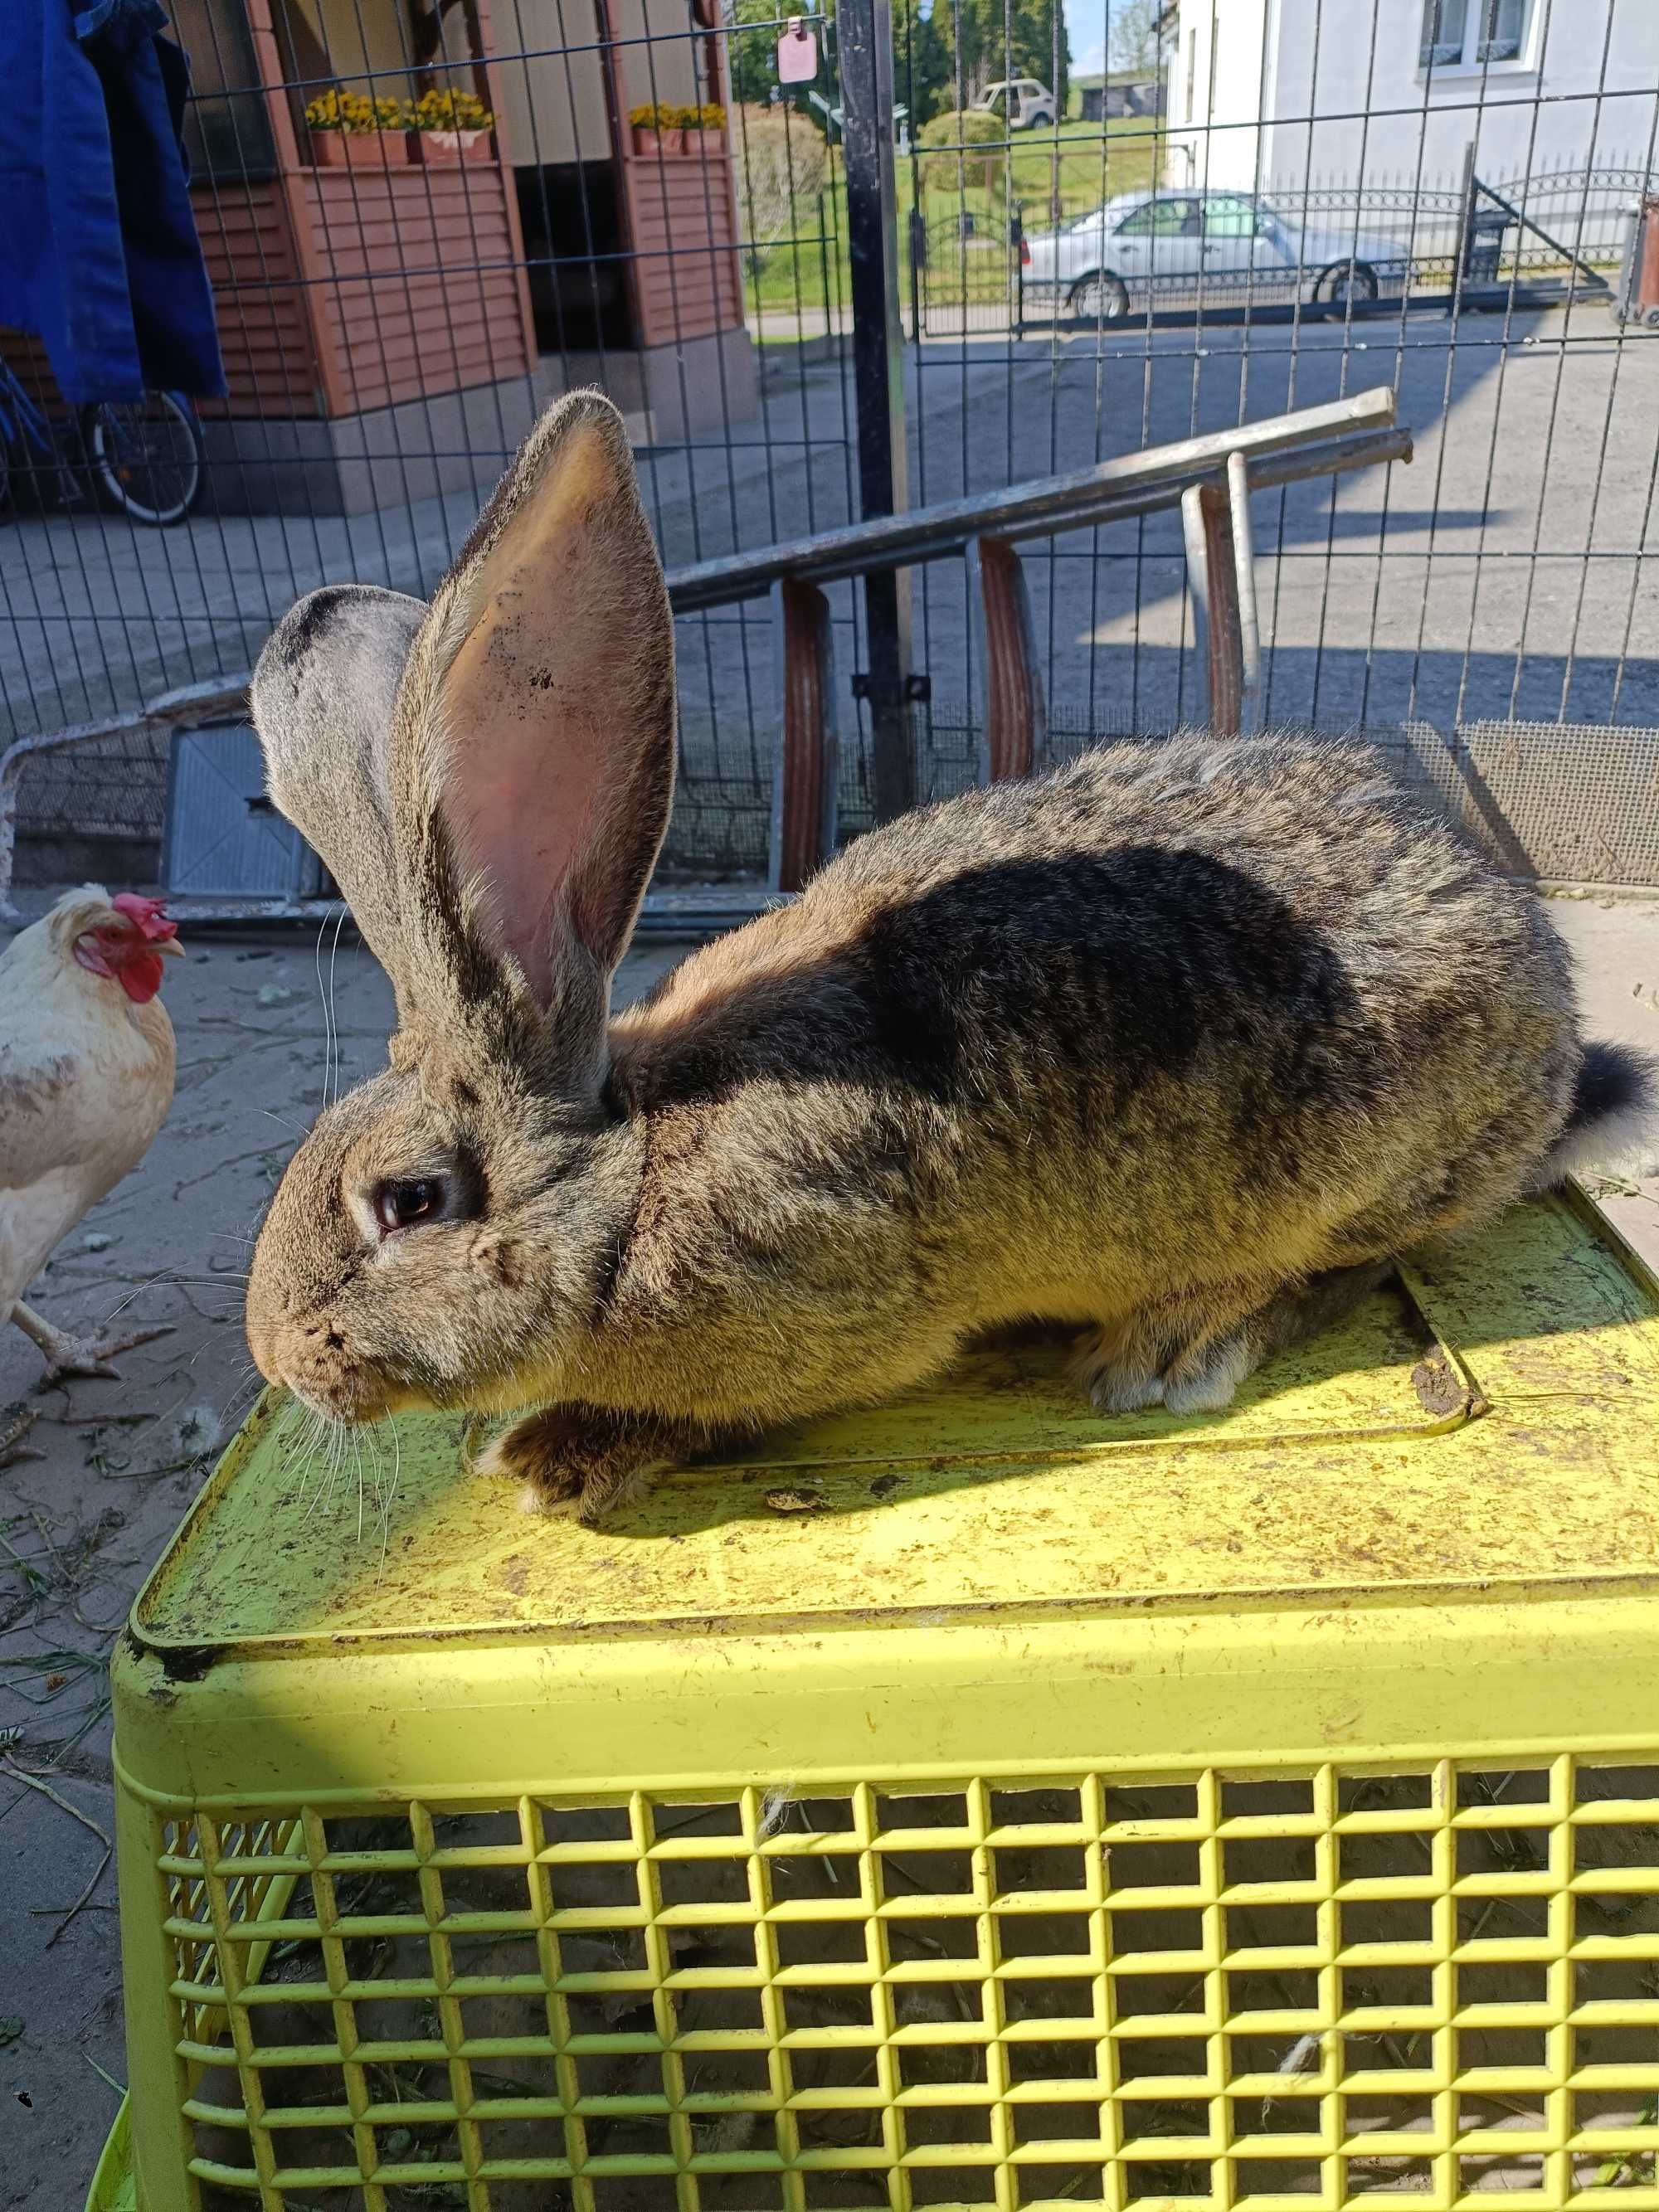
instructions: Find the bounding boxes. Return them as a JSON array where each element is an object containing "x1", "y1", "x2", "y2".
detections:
[{"x1": 0, "y1": 0, "x2": 225, "y2": 404}]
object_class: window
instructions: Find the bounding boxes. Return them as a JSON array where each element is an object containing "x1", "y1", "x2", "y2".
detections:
[
  {"x1": 169, "y1": 0, "x2": 275, "y2": 178},
  {"x1": 1420, "y1": 0, "x2": 1530, "y2": 69},
  {"x1": 1117, "y1": 197, "x2": 1201, "y2": 238},
  {"x1": 1204, "y1": 194, "x2": 1265, "y2": 239},
  {"x1": 1477, "y1": 0, "x2": 1528, "y2": 59}
]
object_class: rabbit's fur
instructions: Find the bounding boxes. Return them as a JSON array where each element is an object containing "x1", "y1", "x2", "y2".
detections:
[{"x1": 246, "y1": 391, "x2": 1651, "y2": 1522}]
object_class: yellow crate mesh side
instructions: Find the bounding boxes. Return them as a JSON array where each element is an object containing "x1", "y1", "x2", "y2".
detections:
[{"x1": 139, "y1": 1757, "x2": 1659, "y2": 2212}]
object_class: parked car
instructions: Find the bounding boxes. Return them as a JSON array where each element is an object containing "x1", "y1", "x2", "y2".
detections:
[
  {"x1": 1021, "y1": 189, "x2": 1413, "y2": 318},
  {"x1": 973, "y1": 79, "x2": 1057, "y2": 131}
]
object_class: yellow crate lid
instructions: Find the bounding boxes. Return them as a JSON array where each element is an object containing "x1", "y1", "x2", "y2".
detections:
[{"x1": 129, "y1": 1189, "x2": 1659, "y2": 1659}]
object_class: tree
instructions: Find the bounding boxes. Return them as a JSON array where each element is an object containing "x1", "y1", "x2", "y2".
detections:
[
  {"x1": 932, "y1": 0, "x2": 1071, "y2": 117},
  {"x1": 917, "y1": 107, "x2": 1005, "y2": 195},
  {"x1": 1107, "y1": 0, "x2": 1164, "y2": 75},
  {"x1": 893, "y1": 0, "x2": 951, "y2": 129},
  {"x1": 731, "y1": 104, "x2": 830, "y2": 277}
]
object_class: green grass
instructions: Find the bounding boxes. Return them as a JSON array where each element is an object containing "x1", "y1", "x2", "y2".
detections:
[{"x1": 740, "y1": 115, "x2": 1165, "y2": 320}]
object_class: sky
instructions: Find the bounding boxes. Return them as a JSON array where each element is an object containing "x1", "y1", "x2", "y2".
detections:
[
  {"x1": 1068, "y1": 1, "x2": 1108, "y2": 78},
  {"x1": 1065, "y1": 0, "x2": 1166, "y2": 81}
]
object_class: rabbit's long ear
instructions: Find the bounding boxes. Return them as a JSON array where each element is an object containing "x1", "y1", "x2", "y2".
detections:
[
  {"x1": 251, "y1": 583, "x2": 426, "y2": 1013},
  {"x1": 390, "y1": 391, "x2": 674, "y2": 1040}
]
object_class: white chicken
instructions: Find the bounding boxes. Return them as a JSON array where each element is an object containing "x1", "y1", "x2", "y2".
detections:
[{"x1": 0, "y1": 885, "x2": 184, "y2": 1383}]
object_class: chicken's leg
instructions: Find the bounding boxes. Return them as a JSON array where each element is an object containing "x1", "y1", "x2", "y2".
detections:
[
  {"x1": 0, "y1": 1403, "x2": 42, "y2": 1466},
  {"x1": 9, "y1": 1299, "x2": 173, "y2": 1385}
]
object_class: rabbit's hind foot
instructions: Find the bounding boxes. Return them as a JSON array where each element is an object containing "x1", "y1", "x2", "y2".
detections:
[
  {"x1": 1073, "y1": 1262, "x2": 1394, "y2": 1425},
  {"x1": 1162, "y1": 1333, "x2": 1256, "y2": 1415},
  {"x1": 474, "y1": 1403, "x2": 687, "y2": 1525},
  {"x1": 1072, "y1": 1296, "x2": 1266, "y2": 1420},
  {"x1": 1069, "y1": 1316, "x2": 1168, "y2": 1414},
  {"x1": 1071, "y1": 1330, "x2": 1251, "y2": 1418}
]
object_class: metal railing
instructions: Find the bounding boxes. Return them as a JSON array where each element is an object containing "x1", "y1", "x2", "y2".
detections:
[{"x1": 0, "y1": 387, "x2": 1407, "y2": 924}]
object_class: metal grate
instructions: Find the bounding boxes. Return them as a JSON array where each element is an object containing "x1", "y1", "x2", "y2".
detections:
[
  {"x1": 7, "y1": 2, "x2": 1659, "y2": 897},
  {"x1": 152, "y1": 1757, "x2": 1659, "y2": 2209}
]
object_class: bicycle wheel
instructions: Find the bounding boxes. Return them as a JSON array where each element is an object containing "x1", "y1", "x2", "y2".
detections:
[{"x1": 80, "y1": 392, "x2": 203, "y2": 526}]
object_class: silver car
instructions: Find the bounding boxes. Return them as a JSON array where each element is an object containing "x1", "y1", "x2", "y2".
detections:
[{"x1": 1022, "y1": 189, "x2": 1412, "y2": 320}]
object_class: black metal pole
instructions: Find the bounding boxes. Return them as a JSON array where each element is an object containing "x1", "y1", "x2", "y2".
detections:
[
  {"x1": 837, "y1": 0, "x2": 916, "y2": 823},
  {"x1": 1452, "y1": 136, "x2": 1477, "y2": 315}
]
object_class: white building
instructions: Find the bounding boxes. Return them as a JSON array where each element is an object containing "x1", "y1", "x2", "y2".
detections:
[{"x1": 1166, "y1": 0, "x2": 1659, "y2": 199}]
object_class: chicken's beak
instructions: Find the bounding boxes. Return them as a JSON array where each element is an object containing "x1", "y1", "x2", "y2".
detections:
[{"x1": 153, "y1": 935, "x2": 186, "y2": 958}]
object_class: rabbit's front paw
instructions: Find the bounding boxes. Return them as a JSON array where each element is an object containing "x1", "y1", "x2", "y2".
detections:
[
  {"x1": 472, "y1": 1412, "x2": 584, "y2": 1514},
  {"x1": 476, "y1": 1403, "x2": 683, "y2": 1525}
]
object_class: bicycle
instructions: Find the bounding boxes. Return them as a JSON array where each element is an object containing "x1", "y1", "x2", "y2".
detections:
[{"x1": 0, "y1": 357, "x2": 205, "y2": 527}]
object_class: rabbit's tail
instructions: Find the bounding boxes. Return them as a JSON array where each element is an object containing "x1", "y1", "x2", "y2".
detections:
[{"x1": 1530, "y1": 1040, "x2": 1657, "y2": 1189}]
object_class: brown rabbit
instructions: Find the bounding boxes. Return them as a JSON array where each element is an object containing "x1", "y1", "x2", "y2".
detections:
[{"x1": 245, "y1": 391, "x2": 1652, "y2": 1522}]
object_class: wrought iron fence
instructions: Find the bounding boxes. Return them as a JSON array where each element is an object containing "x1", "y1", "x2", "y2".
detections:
[
  {"x1": 972, "y1": 160, "x2": 1654, "y2": 329},
  {"x1": 2, "y1": 0, "x2": 1659, "y2": 898}
]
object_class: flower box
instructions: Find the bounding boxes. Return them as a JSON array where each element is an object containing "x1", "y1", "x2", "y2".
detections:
[
  {"x1": 310, "y1": 131, "x2": 411, "y2": 168},
  {"x1": 414, "y1": 128, "x2": 494, "y2": 163},
  {"x1": 631, "y1": 125, "x2": 684, "y2": 156}
]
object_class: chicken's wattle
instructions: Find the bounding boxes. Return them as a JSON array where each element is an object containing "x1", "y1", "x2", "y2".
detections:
[
  {"x1": 115, "y1": 950, "x2": 167, "y2": 1004},
  {"x1": 73, "y1": 897, "x2": 181, "y2": 1004}
]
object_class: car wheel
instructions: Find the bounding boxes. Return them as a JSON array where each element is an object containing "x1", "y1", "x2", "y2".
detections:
[
  {"x1": 1069, "y1": 270, "x2": 1130, "y2": 323},
  {"x1": 1319, "y1": 260, "x2": 1379, "y2": 309}
]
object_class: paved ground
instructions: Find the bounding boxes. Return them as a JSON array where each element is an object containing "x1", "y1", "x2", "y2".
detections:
[
  {"x1": 5, "y1": 302, "x2": 1659, "y2": 879},
  {"x1": 2, "y1": 893, "x2": 1659, "y2": 2205}
]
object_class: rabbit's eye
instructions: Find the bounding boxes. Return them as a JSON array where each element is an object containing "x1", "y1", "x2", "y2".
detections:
[{"x1": 373, "y1": 1177, "x2": 445, "y2": 1234}]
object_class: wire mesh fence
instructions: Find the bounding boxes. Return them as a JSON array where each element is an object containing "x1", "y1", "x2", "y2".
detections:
[
  {"x1": 2, "y1": 0, "x2": 1659, "y2": 896},
  {"x1": 894, "y1": 0, "x2": 1659, "y2": 814}
]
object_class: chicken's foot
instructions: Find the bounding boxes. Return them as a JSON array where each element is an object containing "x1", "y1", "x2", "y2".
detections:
[
  {"x1": 9, "y1": 1300, "x2": 174, "y2": 1385},
  {"x1": 0, "y1": 1403, "x2": 42, "y2": 1465}
]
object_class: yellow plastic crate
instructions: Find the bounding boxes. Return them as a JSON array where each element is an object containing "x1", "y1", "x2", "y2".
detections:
[{"x1": 99, "y1": 1187, "x2": 1659, "y2": 2212}]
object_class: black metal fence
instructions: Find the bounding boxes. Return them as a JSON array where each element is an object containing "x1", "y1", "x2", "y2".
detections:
[{"x1": 3, "y1": 0, "x2": 1659, "y2": 895}]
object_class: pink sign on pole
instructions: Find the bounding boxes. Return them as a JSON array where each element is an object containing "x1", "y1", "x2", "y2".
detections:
[{"x1": 777, "y1": 17, "x2": 819, "y2": 85}]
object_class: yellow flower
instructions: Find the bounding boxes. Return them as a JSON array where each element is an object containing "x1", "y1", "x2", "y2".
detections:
[
  {"x1": 304, "y1": 85, "x2": 412, "y2": 134},
  {"x1": 410, "y1": 85, "x2": 493, "y2": 132}
]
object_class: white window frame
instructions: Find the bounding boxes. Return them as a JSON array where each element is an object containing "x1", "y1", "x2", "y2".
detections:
[{"x1": 1418, "y1": 0, "x2": 1539, "y2": 78}]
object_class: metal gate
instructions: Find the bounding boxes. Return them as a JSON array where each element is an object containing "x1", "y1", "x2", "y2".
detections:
[{"x1": 3, "y1": 0, "x2": 1659, "y2": 896}]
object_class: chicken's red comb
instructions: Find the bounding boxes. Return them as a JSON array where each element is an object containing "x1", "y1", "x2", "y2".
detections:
[{"x1": 112, "y1": 892, "x2": 178, "y2": 943}]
